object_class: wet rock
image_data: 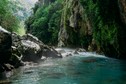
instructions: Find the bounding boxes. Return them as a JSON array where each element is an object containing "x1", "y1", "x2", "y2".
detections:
[
  {"x1": 75, "y1": 48, "x2": 86, "y2": 52},
  {"x1": 73, "y1": 50, "x2": 79, "y2": 54},
  {"x1": 82, "y1": 59, "x2": 96, "y2": 63},
  {"x1": 66, "y1": 53, "x2": 73, "y2": 57},
  {"x1": 42, "y1": 47, "x2": 62, "y2": 58},
  {"x1": 78, "y1": 48, "x2": 86, "y2": 52},
  {"x1": 10, "y1": 46, "x2": 24, "y2": 68},
  {"x1": 23, "y1": 62, "x2": 38, "y2": 66},
  {"x1": 9, "y1": 54, "x2": 24, "y2": 68},
  {"x1": 55, "y1": 48, "x2": 73, "y2": 57},
  {"x1": 3, "y1": 64, "x2": 14, "y2": 71}
]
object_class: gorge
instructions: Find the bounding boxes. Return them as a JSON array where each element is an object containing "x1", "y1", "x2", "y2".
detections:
[
  {"x1": 0, "y1": 0, "x2": 126, "y2": 84},
  {"x1": 26, "y1": 0, "x2": 126, "y2": 59}
]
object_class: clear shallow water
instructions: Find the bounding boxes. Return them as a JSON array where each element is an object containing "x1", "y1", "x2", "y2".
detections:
[{"x1": 1, "y1": 52, "x2": 126, "y2": 84}]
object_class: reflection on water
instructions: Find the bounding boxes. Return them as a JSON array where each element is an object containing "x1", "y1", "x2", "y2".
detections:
[{"x1": 1, "y1": 52, "x2": 126, "y2": 84}]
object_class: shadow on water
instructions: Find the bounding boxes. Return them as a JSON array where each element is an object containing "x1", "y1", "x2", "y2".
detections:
[{"x1": 1, "y1": 52, "x2": 126, "y2": 84}]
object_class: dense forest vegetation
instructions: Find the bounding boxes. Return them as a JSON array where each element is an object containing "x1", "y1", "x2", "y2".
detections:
[
  {"x1": 26, "y1": 0, "x2": 126, "y2": 59},
  {"x1": 0, "y1": 0, "x2": 126, "y2": 60},
  {"x1": 0, "y1": 0, "x2": 35, "y2": 35},
  {"x1": 25, "y1": 0, "x2": 63, "y2": 45}
]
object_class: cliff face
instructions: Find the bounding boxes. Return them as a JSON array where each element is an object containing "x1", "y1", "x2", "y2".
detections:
[
  {"x1": 58, "y1": 0, "x2": 92, "y2": 48},
  {"x1": 117, "y1": 0, "x2": 126, "y2": 59},
  {"x1": 118, "y1": 0, "x2": 126, "y2": 24},
  {"x1": 26, "y1": 0, "x2": 126, "y2": 59},
  {"x1": 58, "y1": 0, "x2": 126, "y2": 59}
]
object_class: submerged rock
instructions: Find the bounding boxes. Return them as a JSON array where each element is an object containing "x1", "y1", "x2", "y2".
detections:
[
  {"x1": 75, "y1": 48, "x2": 86, "y2": 52},
  {"x1": 55, "y1": 48, "x2": 73, "y2": 57}
]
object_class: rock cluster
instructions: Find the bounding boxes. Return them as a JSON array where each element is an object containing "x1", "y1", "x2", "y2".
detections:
[{"x1": 0, "y1": 26, "x2": 62, "y2": 73}]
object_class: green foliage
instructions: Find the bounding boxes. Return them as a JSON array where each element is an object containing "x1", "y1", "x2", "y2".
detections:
[
  {"x1": 48, "y1": 10, "x2": 62, "y2": 45},
  {"x1": 80, "y1": 0, "x2": 120, "y2": 57},
  {"x1": 0, "y1": 0, "x2": 19, "y2": 32},
  {"x1": 0, "y1": 0, "x2": 8, "y2": 24},
  {"x1": 0, "y1": 0, "x2": 7, "y2": 13},
  {"x1": 25, "y1": 0, "x2": 63, "y2": 45}
]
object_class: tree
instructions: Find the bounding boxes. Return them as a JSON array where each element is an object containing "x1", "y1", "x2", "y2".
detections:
[
  {"x1": 0, "y1": 0, "x2": 19, "y2": 32},
  {"x1": 25, "y1": 0, "x2": 63, "y2": 45}
]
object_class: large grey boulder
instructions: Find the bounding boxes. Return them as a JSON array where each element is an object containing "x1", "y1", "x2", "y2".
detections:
[
  {"x1": 12, "y1": 33, "x2": 62, "y2": 62},
  {"x1": 42, "y1": 47, "x2": 62, "y2": 58},
  {"x1": 21, "y1": 40, "x2": 42, "y2": 62}
]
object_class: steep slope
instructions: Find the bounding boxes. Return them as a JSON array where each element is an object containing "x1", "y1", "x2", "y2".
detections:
[
  {"x1": 25, "y1": 0, "x2": 62, "y2": 45},
  {"x1": 26, "y1": 0, "x2": 126, "y2": 59},
  {"x1": 59, "y1": 0, "x2": 126, "y2": 59},
  {"x1": 58, "y1": 0, "x2": 92, "y2": 48}
]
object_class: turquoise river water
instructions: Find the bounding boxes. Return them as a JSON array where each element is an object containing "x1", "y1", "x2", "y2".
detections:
[{"x1": 0, "y1": 51, "x2": 126, "y2": 84}]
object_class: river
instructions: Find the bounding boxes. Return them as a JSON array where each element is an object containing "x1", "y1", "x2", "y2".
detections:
[{"x1": 0, "y1": 49, "x2": 126, "y2": 84}]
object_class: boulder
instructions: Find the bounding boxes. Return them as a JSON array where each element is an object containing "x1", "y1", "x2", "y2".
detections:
[
  {"x1": 73, "y1": 50, "x2": 79, "y2": 54},
  {"x1": 0, "y1": 27, "x2": 24, "y2": 73},
  {"x1": 21, "y1": 40, "x2": 42, "y2": 62},
  {"x1": 2, "y1": 64, "x2": 14, "y2": 71},
  {"x1": 22, "y1": 33, "x2": 43, "y2": 44},
  {"x1": 0, "y1": 26, "x2": 12, "y2": 63},
  {"x1": 42, "y1": 47, "x2": 62, "y2": 58},
  {"x1": 55, "y1": 48, "x2": 73, "y2": 57},
  {"x1": 9, "y1": 54, "x2": 24, "y2": 68},
  {"x1": 12, "y1": 33, "x2": 62, "y2": 62}
]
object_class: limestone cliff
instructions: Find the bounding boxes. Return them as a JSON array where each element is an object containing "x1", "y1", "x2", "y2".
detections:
[
  {"x1": 118, "y1": 0, "x2": 126, "y2": 24},
  {"x1": 117, "y1": 0, "x2": 126, "y2": 59},
  {"x1": 26, "y1": 0, "x2": 126, "y2": 59},
  {"x1": 58, "y1": 0, "x2": 126, "y2": 59},
  {"x1": 58, "y1": 0, "x2": 92, "y2": 48}
]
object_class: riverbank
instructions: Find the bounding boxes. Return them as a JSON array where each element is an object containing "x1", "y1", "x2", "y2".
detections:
[{"x1": 0, "y1": 27, "x2": 62, "y2": 73}]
